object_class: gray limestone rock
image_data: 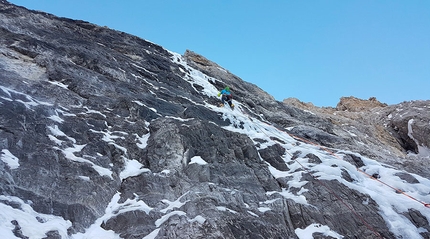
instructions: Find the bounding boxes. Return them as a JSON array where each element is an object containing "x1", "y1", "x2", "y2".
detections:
[{"x1": 0, "y1": 1, "x2": 429, "y2": 239}]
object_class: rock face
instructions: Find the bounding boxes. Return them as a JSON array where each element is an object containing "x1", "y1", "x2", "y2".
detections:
[
  {"x1": 284, "y1": 96, "x2": 430, "y2": 178},
  {"x1": 1, "y1": 1, "x2": 430, "y2": 239},
  {"x1": 335, "y1": 96, "x2": 388, "y2": 112}
]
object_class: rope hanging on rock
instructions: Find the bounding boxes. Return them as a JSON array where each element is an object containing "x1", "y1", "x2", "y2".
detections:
[
  {"x1": 241, "y1": 106, "x2": 430, "y2": 209},
  {"x1": 246, "y1": 116, "x2": 383, "y2": 238},
  {"x1": 288, "y1": 133, "x2": 430, "y2": 209},
  {"x1": 237, "y1": 106, "x2": 429, "y2": 237}
]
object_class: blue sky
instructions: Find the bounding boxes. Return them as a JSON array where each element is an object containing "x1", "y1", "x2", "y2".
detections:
[{"x1": 9, "y1": 0, "x2": 430, "y2": 107}]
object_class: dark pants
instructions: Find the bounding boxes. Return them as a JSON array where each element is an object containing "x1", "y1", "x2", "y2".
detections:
[{"x1": 221, "y1": 95, "x2": 233, "y2": 106}]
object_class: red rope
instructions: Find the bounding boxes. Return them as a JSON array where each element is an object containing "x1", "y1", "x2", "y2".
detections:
[
  {"x1": 248, "y1": 110, "x2": 430, "y2": 208},
  {"x1": 289, "y1": 151, "x2": 383, "y2": 238},
  {"x1": 239, "y1": 109, "x2": 428, "y2": 238},
  {"x1": 289, "y1": 133, "x2": 430, "y2": 208},
  {"x1": 312, "y1": 174, "x2": 384, "y2": 238},
  {"x1": 244, "y1": 116, "x2": 383, "y2": 238}
]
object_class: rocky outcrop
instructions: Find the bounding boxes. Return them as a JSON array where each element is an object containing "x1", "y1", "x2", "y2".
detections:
[
  {"x1": 378, "y1": 101, "x2": 430, "y2": 153},
  {"x1": 1, "y1": 1, "x2": 430, "y2": 239},
  {"x1": 336, "y1": 96, "x2": 388, "y2": 112}
]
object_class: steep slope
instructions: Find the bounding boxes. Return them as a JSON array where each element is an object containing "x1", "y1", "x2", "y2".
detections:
[
  {"x1": 1, "y1": 1, "x2": 430, "y2": 239},
  {"x1": 283, "y1": 97, "x2": 430, "y2": 178}
]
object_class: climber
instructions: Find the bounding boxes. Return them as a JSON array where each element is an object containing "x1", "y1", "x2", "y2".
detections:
[{"x1": 217, "y1": 86, "x2": 234, "y2": 109}]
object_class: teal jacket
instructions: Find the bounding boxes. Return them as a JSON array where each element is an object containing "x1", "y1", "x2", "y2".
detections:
[{"x1": 218, "y1": 88, "x2": 231, "y2": 97}]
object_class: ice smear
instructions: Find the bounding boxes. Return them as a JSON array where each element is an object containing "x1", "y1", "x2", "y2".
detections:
[{"x1": 169, "y1": 52, "x2": 219, "y2": 97}]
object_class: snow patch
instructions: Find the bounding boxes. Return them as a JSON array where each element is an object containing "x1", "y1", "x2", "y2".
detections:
[
  {"x1": 188, "y1": 215, "x2": 206, "y2": 224},
  {"x1": 72, "y1": 192, "x2": 150, "y2": 239},
  {"x1": 47, "y1": 80, "x2": 69, "y2": 89},
  {"x1": 132, "y1": 100, "x2": 157, "y2": 112},
  {"x1": 0, "y1": 149, "x2": 20, "y2": 169},
  {"x1": 48, "y1": 114, "x2": 64, "y2": 123},
  {"x1": 78, "y1": 176, "x2": 91, "y2": 181},
  {"x1": 48, "y1": 125, "x2": 76, "y2": 143},
  {"x1": 48, "y1": 135, "x2": 63, "y2": 145},
  {"x1": 142, "y1": 228, "x2": 160, "y2": 239},
  {"x1": 247, "y1": 211, "x2": 259, "y2": 217},
  {"x1": 407, "y1": 119, "x2": 430, "y2": 157},
  {"x1": 120, "y1": 158, "x2": 150, "y2": 180},
  {"x1": 135, "y1": 133, "x2": 150, "y2": 149},
  {"x1": 90, "y1": 129, "x2": 128, "y2": 155},
  {"x1": 0, "y1": 195, "x2": 72, "y2": 239},
  {"x1": 216, "y1": 206, "x2": 238, "y2": 214},
  {"x1": 295, "y1": 223, "x2": 344, "y2": 239},
  {"x1": 257, "y1": 207, "x2": 271, "y2": 213},
  {"x1": 189, "y1": 156, "x2": 208, "y2": 165},
  {"x1": 161, "y1": 192, "x2": 190, "y2": 213},
  {"x1": 267, "y1": 188, "x2": 308, "y2": 205},
  {"x1": 155, "y1": 211, "x2": 186, "y2": 227},
  {"x1": 0, "y1": 86, "x2": 52, "y2": 108},
  {"x1": 59, "y1": 144, "x2": 113, "y2": 179}
]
